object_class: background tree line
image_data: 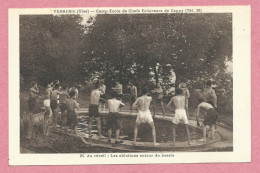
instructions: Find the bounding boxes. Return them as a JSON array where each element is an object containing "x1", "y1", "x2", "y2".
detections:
[{"x1": 20, "y1": 13, "x2": 232, "y2": 113}]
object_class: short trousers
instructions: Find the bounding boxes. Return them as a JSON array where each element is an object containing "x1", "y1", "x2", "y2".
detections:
[
  {"x1": 129, "y1": 95, "x2": 136, "y2": 104},
  {"x1": 99, "y1": 94, "x2": 106, "y2": 103},
  {"x1": 60, "y1": 103, "x2": 67, "y2": 112},
  {"x1": 28, "y1": 97, "x2": 36, "y2": 113},
  {"x1": 203, "y1": 108, "x2": 218, "y2": 126},
  {"x1": 89, "y1": 104, "x2": 99, "y2": 117},
  {"x1": 106, "y1": 112, "x2": 121, "y2": 130},
  {"x1": 43, "y1": 99, "x2": 50, "y2": 108},
  {"x1": 136, "y1": 110, "x2": 154, "y2": 124},
  {"x1": 117, "y1": 94, "x2": 123, "y2": 100},
  {"x1": 66, "y1": 110, "x2": 78, "y2": 127},
  {"x1": 155, "y1": 98, "x2": 163, "y2": 104},
  {"x1": 50, "y1": 100, "x2": 58, "y2": 110},
  {"x1": 172, "y1": 109, "x2": 189, "y2": 125}
]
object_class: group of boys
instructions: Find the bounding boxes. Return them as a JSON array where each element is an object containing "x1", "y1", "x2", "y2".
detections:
[
  {"x1": 43, "y1": 81, "x2": 80, "y2": 135},
  {"x1": 28, "y1": 79, "x2": 218, "y2": 146}
]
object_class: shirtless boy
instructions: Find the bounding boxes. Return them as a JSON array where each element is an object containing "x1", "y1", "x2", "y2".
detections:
[
  {"x1": 88, "y1": 82, "x2": 105, "y2": 139},
  {"x1": 152, "y1": 83, "x2": 165, "y2": 117},
  {"x1": 112, "y1": 81, "x2": 123, "y2": 100},
  {"x1": 43, "y1": 83, "x2": 52, "y2": 135},
  {"x1": 132, "y1": 88, "x2": 159, "y2": 146},
  {"x1": 27, "y1": 81, "x2": 39, "y2": 139},
  {"x1": 50, "y1": 84, "x2": 62, "y2": 128},
  {"x1": 107, "y1": 91, "x2": 125, "y2": 144},
  {"x1": 66, "y1": 91, "x2": 80, "y2": 134},
  {"x1": 167, "y1": 88, "x2": 191, "y2": 146},
  {"x1": 196, "y1": 98, "x2": 218, "y2": 142},
  {"x1": 99, "y1": 80, "x2": 106, "y2": 112},
  {"x1": 127, "y1": 81, "x2": 137, "y2": 113},
  {"x1": 60, "y1": 86, "x2": 70, "y2": 130}
]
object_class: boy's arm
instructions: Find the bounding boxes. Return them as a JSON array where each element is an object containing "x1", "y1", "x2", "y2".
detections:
[
  {"x1": 196, "y1": 105, "x2": 201, "y2": 126},
  {"x1": 167, "y1": 98, "x2": 175, "y2": 113},
  {"x1": 30, "y1": 87, "x2": 39, "y2": 94},
  {"x1": 186, "y1": 89, "x2": 190, "y2": 98},
  {"x1": 135, "y1": 87, "x2": 137, "y2": 97},
  {"x1": 120, "y1": 101, "x2": 125, "y2": 107},
  {"x1": 132, "y1": 98, "x2": 139, "y2": 108},
  {"x1": 75, "y1": 101, "x2": 80, "y2": 110}
]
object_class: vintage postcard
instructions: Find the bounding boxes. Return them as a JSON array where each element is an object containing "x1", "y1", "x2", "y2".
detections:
[{"x1": 8, "y1": 6, "x2": 250, "y2": 165}]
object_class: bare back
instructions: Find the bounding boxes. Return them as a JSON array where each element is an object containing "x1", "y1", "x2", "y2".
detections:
[
  {"x1": 173, "y1": 95, "x2": 185, "y2": 109},
  {"x1": 136, "y1": 95, "x2": 152, "y2": 111}
]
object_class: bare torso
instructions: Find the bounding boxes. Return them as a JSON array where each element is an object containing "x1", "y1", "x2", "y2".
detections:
[
  {"x1": 135, "y1": 95, "x2": 152, "y2": 111},
  {"x1": 173, "y1": 95, "x2": 185, "y2": 109}
]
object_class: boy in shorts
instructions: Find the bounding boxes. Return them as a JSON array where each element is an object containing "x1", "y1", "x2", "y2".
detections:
[
  {"x1": 66, "y1": 91, "x2": 79, "y2": 134},
  {"x1": 99, "y1": 80, "x2": 106, "y2": 112},
  {"x1": 152, "y1": 83, "x2": 165, "y2": 117},
  {"x1": 60, "y1": 86, "x2": 70, "y2": 130},
  {"x1": 107, "y1": 91, "x2": 125, "y2": 144},
  {"x1": 167, "y1": 88, "x2": 191, "y2": 146},
  {"x1": 195, "y1": 99, "x2": 218, "y2": 142},
  {"x1": 43, "y1": 82, "x2": 52, "y2": 136},
  {"x1": 28, "y1": 81, "x2": 39, "y2": 139},
  {"x1": 126, "y1": 81, "x2": 137, "y2": 114},
  {"x1": 112, "y1": 81, "x2": 123, "y2": 100},
  {"x1": 88, "y1": 82, "x2": 105, "y2": 139},
  {"x1": 50, "y1": 84, "x2": 62, "y2": 129},
  {"x1": 132, "y1": 88, "x2": 159, "y2": 146}
]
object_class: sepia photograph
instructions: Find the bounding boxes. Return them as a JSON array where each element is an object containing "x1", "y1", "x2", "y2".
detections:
[{"x1": 19, "y1": 12, "x2": 233, "y2": 154}]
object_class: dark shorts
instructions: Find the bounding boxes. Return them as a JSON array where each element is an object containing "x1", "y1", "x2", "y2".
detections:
[
  {"x1": 155, "y1": 98, "x2": 163, "y2": 104},
  {"x1": 203, "y1": 108, "x2": 218, "y2": 126},
  {"x1": 28, "y1": 97, "x2": 36, "y2": 113},
  {"x1": 89, "y1": 104, "x2": 99, "y2": 117},
  {"x1": 129, "y1": 95, "x2": 136, "y2": 104},
  {"x1": 66, "y1": 110, "x2": 78, "y2": 127},
  {"x1": 60, "y1": 103, "x2": 67, "y2": 112},
  {"x1": 50, "y1": 100, "x2": 58, "y2": 110},
  {"x1": 99, "y1": 94, "x2": 106, "y2": 103},
  {"x1": 106, "y1": 112, "x2": 121, "y2": 130}
]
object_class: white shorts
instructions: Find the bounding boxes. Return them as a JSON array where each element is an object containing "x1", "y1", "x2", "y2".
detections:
[
  {"x1": 43, "y1": 99, "x2": 50, "y2": 108},
  {"x1": 172, "y1": 109, "x2": 189, "y2": 125},
  {"x1": 136, "y1": 110, "x2": 154, "y2": 124}
]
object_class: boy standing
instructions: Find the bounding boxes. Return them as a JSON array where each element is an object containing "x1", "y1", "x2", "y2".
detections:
[
  {"x1": 167, "y1": 88, "x2": 191, "y2": 146},
  {"x1": 180, "y1": 83, "x2": 190, "y2": 117},
  {"x1": 152, "y1": 83, "x2": 165, "y2": 117},
  {"x1": 112, "y1": 81, "x2": 123, "y2": 100},
  {"x1": 43, "y1": 83, "x2": 52, "y2": 136},
  {"x1": 99, "y1": 80, "x2": 106, "y2": 112},
  {"x1": 27, "y1": 81, "x2": 39, "y2": 139},
  {"x1": 66, "y1": 91, "x2": 80, "y2": 134},
  {"x1": 127, "y1": 81, "x2": 137, "y2": 113},
  {"x1": 60, "y1": 86, "x2": 70, "y2": 130},
  {"x1": 50, "y1": 84, "x2": 62, "y2": 129},
  {"x1": 132, "y1": 88, "x2": 159, "y2": 146},
  {"x1": 88, "y1": 82, "x2": 105, "y2": 139},
  {"x1": 107, "y1": 91, "x2": 125, "y2": 144}
]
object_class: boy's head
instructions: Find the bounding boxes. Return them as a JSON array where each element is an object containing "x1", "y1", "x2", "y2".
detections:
[
  {"x1": 206, "y1": 80, "x2": 212, "y2": 87},
  {"x1": 129, "y1": 81, "x2": 133, "y2": 86},
  {"x1": 69, "y1": 90, "x2": 76, "y2": 98},
  {"x1": 157, "y1": 83, "x2": 161, "y2": 88},
  {"x1": 111, "y1": 91, "x2": 118, "y2": 98},
  {"x1": 54, "y1": 84, "x2": 59, "y2": 90},
  {"x1": 198, "y1": 97, "x2": 205, "y2": 103},
  {"x1": 31, "y1": 81, "x2": 37, "y2": 87},
  {"x1": 94, "y1": 81, "x2": 99, "y2": 89},
  {"x1": 62, "y1": 85, "x2": 68, "y2": 90},
  {"x1": 175, "y1": 88, "x2": 183, "y2": 95},
  {"x1": 115, "y1": 81, "x2": 119, "y2": 85},
  {"x1": 142, "y1": 88, "x2": 148, "y2": 95}
]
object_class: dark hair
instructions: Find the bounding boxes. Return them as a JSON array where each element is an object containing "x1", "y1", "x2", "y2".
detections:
[
  {"x1": 175, "y1": 88, "x2": 183, "y2": 95},
  {"x1": 206, "y1": 80, "x2": 212, "y2": 86},
  {"x1": 54, "y1": 84, "x2": 59, "y2": 89},
  {"x1": 198, "y1": 97, "x2": 205, "y2": 103},
  {"x1": 31, "y1": 81, "x2": 37, "y2": 87},
  {"x1": 62, "y1": 85, "x2": 68, "y2": 90},
  {"x1": 69, "y1": 90, "x2": 76, "y2": 98},
  {"x1": 111, "y1": 91, "x2": 118, "y2": 98},
  {"x1": 94, "y1": 82, "x2": 99, "y2": 89},
  {"x1": 142, "y1": 88, "x2": 148, "y2": 95}
]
